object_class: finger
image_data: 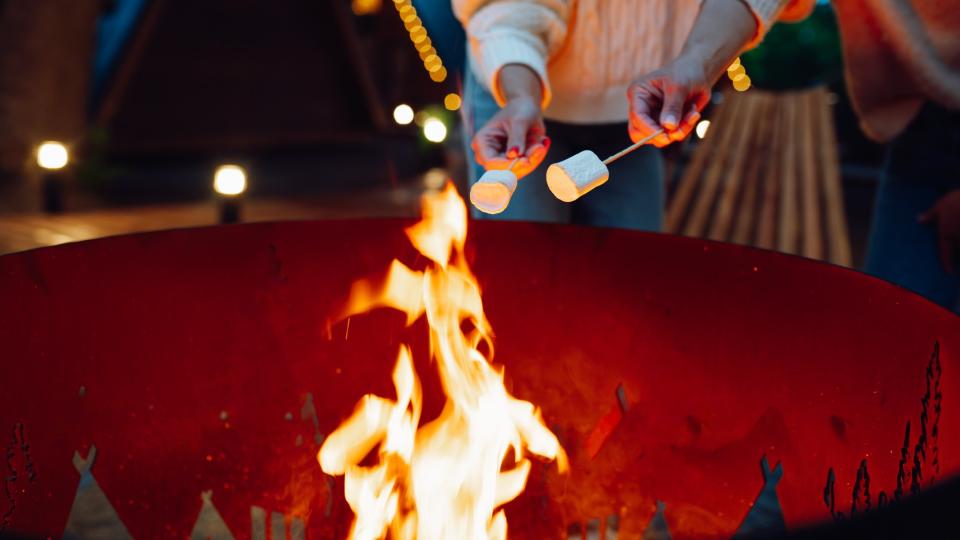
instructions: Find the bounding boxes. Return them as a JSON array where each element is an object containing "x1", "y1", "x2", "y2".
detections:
[
  {"x1": 506, "y1": 119, "x2": 531, "y2": 158},
  {"x1": 692, "y1": 89, "x2": 711, "y2": 114},
  {"x1": 473, "y1": 127, "x2": 508, "y2": 166},
  {"x1": 630, "y1": 113, "x2": 671, "y2": 147},
  {"x1": 669, "y1": 108, "x2": 701, "y2": 142},
  {"x1": 526, "y1": 121, "x2": 547, "y2": 148},
  {"x1": 659, "y1": 83, "x2": 687, "y2": 132}
]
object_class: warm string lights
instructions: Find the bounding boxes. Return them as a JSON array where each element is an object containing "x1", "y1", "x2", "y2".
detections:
[
  {"x1": 392, "y1": 0, "x2": 447, "y2": 83},
  {"x1": 385, "y1": 2, "x2": 460, "y2": 143},
  {"x1": 727, "y1": 57, "x2": 751, "y2": 92}
]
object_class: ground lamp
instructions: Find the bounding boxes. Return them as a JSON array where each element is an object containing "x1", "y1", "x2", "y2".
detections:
[
  {"x1": 36, "y1": 141, "x2": 69, "y2": 213},
  {"x1": 213, "y1": 164, "x2": 247, "y2": 224}
]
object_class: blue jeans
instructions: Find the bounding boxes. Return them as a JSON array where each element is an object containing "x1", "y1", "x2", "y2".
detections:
[
  {"x1": 461, "y1": 64, "x2": 663, "y2": 231},
  {"x1": 865, "y1": 105, "x2": 960, "y2": 311}
]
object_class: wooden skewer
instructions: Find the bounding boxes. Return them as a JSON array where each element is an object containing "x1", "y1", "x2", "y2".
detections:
[
  {"x1": 602, "y1": 129, "x2": 665, "y2": 165},
  {"x1": 500, "y1": 156, "x2": 520, "y2": 172}
]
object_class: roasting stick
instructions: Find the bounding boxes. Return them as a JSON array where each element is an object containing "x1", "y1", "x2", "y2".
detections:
[
  {"x1": 546, "y1": 129, "x2": 665, "y2": 202},
  {"x1": 469, "y1": 157, "x2": 520, "y2": 215},
  {"x1": 603, "y1": 128, "x2": 666, "y2": 165}
]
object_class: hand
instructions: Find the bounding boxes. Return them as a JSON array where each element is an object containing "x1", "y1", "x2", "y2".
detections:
[
  {"x1": 472, "y1": 96, "x2": 551, "y2": 179},
  {"x1": 919, "y1": 189, "x2": 960, "y2": 274},
  {"x1": 780, "y1": 0, "x2": 817, "y2": 22},
  {"x1": 628, "y1": 55, "x2": 711, "y2": 148}
]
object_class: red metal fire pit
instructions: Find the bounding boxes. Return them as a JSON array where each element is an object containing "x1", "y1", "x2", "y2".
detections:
[{"x1": 0, "y1": 219, "x2": 957, "y2": 539}]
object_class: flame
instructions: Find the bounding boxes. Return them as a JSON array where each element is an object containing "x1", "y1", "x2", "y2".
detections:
[{"x1": 319, "y1": 183, "x2": 567, "y2": 539}]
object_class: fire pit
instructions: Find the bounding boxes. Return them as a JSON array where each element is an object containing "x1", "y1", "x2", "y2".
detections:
[{"x1": 0, "y1": 189, "x2": 957, "y2": 539}]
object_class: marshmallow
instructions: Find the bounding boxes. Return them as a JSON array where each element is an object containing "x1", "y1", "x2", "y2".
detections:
[
  {"x1": 546, "y1": 150, "x2": 609, "y2": 202},
  {"x1": 469, "y1": 169, "x2": 518, "y2": 214}
]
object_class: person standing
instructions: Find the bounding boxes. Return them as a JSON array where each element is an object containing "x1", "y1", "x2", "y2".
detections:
[
  {"x1": 829, "y1": 0, "x2": 960, "y2": 311},
  {"x1": 454, "y1": 0, "x2": 797, "y2": 229}
]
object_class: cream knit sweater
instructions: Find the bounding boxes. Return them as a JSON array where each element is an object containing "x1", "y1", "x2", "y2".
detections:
[{"x1": 453, "y1": 0, "x2": 790, "y2": 124}]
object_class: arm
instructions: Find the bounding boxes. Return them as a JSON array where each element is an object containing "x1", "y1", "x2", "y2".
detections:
[
  {"x1": 453, "y1": 0, "x2": 570, "y2": 176},
  {"x1": 452, "y1": 0, "x2": 569, "y2": 107},
  {"x1": 628, "y1": 0, "x2": 792, "y2": 147}
]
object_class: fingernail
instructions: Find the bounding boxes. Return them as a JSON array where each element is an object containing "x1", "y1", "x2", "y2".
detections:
[
  {"x1": 507, "y1": 146, "x2": 520, "y2": 159},
  {"x1": 542, "y1": 137, "x2": 551, "y2": 146},
  {"x1": 664, "y1": 115, "x2": 678, "y2": 128}
]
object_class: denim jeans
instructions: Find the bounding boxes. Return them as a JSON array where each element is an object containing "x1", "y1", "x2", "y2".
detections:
[
  {"x1": 865, "y1": 104, "x2": 960, "y2": 311},
  {"x1": 461, "y1": 63, "x2": 664, "y2": 231}
]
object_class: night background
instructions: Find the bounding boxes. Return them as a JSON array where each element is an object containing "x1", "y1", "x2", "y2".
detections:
[{"x1": 0, "y1": 0, "x2": 883, "y2": 264}]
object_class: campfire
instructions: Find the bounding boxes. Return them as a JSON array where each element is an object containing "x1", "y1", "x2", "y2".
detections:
[
  {"x1": 318, "y1": 184, "x2": 567, "y2": 539},
  {"x1": 0, "y1": 187, "x2": 957, "y2": 538}
]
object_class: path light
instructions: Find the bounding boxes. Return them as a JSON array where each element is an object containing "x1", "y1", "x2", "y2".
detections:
[
  {"x1": 213, "y1": 164, "x2": 247, "y2": 224},
  {"x1": 36, "y1": 141, "x2": 69, "y2": 213}
]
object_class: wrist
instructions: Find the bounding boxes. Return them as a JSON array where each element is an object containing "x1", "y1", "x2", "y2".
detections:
[
  {"x1": 675, "y1": 48, "x2": 723, "y2": 84},
  {"x1": 498, "y1": 64, "x2": 544, "y2": 106}
]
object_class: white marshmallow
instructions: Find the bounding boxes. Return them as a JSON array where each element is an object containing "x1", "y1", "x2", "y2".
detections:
[
  {"x1": 546, "y1": 150, "x2": 609, "y2": 202},
  {"x1": 470, "y1": 169, "x2": 518, "y2": 214}
]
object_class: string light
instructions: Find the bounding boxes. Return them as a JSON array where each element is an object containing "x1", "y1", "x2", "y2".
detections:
[
  {"x1": 444, "y1": 93, "x2": 462, "y2": 111},
  {"x1": 392, "y1": 0, "x2": 447, "y2": 83},
  {"x1": 393, "y1": 104, "x2": 415, "y2": 125},
  {"x1": 351, "y1": 0, "x2": 382, "y2": 16},
  {"x1": 727, "y1": 57, "x2": 751, "y2": 92}
]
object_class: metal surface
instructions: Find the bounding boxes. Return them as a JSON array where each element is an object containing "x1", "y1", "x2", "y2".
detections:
[{"x1": 0, "y1": 219, "x2": 957, "y2": 538}]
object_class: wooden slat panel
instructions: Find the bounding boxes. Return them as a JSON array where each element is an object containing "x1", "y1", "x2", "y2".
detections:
[
  {"x1": 710, "y1": 93, "x2": 771, "y2": 241},
  {"x1": 665, "y1": 94, "x2": 737, "y2": 233},
  {"x1": 799, "y1": 90, "x2": 823, "y2": 259},
  {"x1": 684, "y1": 94, "x2": 756, "y2": 237},
  {"x1": 777, "y1": 93, "x2": 799, "y2": 254},
  {"x1": 756, "y1": 95, "x2": 784, "y2": 250},
  {"x1": 732, "y1": 96, "x2": 778, "y2": 245},
  {"x1": 816, "y1": 88, "x2": 854, "y2": 266}
]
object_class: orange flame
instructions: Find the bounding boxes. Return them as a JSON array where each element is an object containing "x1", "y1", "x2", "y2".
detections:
[{"x1": 319, "y1": 183, "x2": 567, "y2": 539}]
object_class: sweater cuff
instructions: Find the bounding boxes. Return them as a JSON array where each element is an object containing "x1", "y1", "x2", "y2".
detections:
[
  {"x1": 741, "y1": 0, "x2": 788, "y2": 49},
  {"x1": 478, "y1": 36, "x2": 552, "y2": 109}
]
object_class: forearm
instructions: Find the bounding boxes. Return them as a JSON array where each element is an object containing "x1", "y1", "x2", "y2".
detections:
[
  {"x1": 678, "y1": 0, "x2": 759, "y2": 83},
  {"x1": 497, "y1": 64, "x2": 544, "y2": 106}
]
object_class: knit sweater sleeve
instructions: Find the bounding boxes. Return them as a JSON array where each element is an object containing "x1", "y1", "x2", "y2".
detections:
[
  {"x1": 452, "y1": 0, "x2": 571, "y2": 108},
  {"x1": 740, "y1": 0, "x2": 794, "y2": 48}
]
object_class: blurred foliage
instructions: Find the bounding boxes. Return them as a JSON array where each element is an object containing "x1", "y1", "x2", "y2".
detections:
[
  {"x1": 75, "y1": 127, "x2": 125, "y2": 192},
  {"x1": 742, "y1": 3, "x2": 844, "y2": 90}
]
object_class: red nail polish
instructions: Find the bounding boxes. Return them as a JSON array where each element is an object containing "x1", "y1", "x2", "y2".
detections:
[
  {"x1": 542, "y1": 137, "x2": 551, "y2": 146},
  {"x1": 507, "y1": 146, "x2": 520, "y2": 159}
]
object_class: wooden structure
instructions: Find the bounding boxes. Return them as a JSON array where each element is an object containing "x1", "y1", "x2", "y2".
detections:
[{"x1": 666, "y1": 87, "x2": 852, "y2": 267}]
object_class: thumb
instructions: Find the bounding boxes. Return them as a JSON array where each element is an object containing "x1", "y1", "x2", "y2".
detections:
[
  {"x1": 659, "y1": 84, "x2": 686, "y2": 131},
  {"x1": 506, "y1": 118, "x2": 530, "y2": 159}
]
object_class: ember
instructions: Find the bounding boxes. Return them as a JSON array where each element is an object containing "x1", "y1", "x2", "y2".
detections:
[{"x1": 318, "y1": 183, "x2": 568, "y2": 539}]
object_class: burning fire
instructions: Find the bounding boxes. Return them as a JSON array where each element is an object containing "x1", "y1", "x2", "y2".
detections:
[{"x1": 319, "y1": 183, "x2": 568, "y2": 539}]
